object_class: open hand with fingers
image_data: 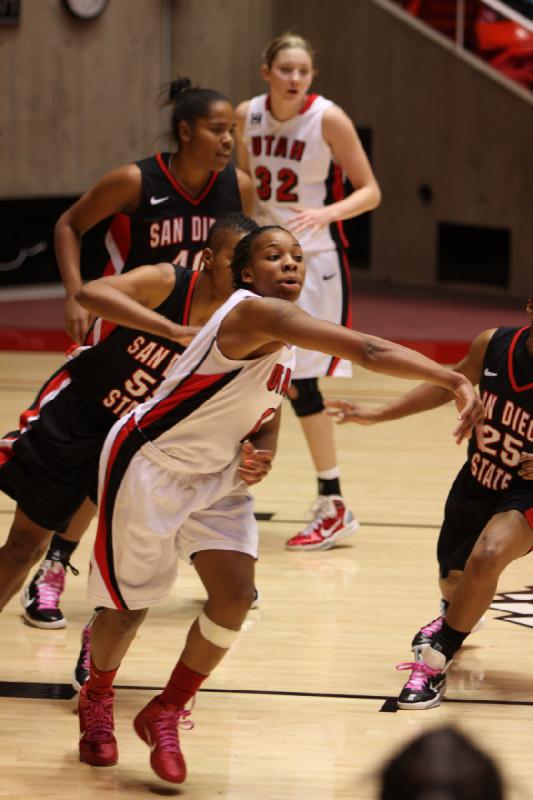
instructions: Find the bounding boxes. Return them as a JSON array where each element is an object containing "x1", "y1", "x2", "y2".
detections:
[
  {"x1": 238, "y1": 441, "x2": 274, "y2": 486},
  {"x1": 286, "y1": 206, "x2": 333, "y2": 236},
  {"x1": 65, "y1": 297, "x2": 92, "y2": 344},
  {"x1": 325, "y1": 400, "x2": 380, "y2": 425},
  {"x1": 519, "y1": 452, "x2": 533, "y2": 480},
  {"x1": 452, "y1": 378, "x2": 485, "y2": 446}
]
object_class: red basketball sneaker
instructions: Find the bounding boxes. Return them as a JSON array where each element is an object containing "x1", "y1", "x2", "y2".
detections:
[
  {"x1": 285, "y1": 495, "x2": 359, "y2": 551},
  {"x1": 134, "y1": 697, "x2": 193, "y2": 783},
  {"x1": 78, "y1": 684, "x2": 118, "y2": 766}
]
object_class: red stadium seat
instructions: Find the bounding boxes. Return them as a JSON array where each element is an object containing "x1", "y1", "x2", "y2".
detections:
[{"x1": 476, "y1": 19, "x2": 533, "y2": 51}]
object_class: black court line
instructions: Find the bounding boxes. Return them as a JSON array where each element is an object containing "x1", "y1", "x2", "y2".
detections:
[
  {"x1": 2, "y1": 681, "x2": 533, "y2": 714},
  {"x1": 0, "y1": 508, "x2": 438, "y2": 529},
  {"x1": 256, "y1": 515, "x2": 439, "y2": 530}
]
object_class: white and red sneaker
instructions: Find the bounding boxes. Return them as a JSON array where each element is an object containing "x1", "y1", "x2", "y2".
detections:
[
  {"x1": 134, "y1": 697, "x2": 193, "y2": 783},
  {"x1": 285, "y1": 496, "x2": 359, "y2": 551}
]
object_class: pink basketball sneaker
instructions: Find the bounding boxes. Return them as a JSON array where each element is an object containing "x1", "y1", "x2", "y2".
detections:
[
  {"x1": 78, "y1": 684, "x2": 118, "y2": 766},
  {"x1": 134, "y1": 697, "x2": 193, "y2": 783}
]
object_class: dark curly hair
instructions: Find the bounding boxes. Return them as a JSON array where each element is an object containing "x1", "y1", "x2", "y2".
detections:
[
  {"x1": 230, "y1": 225, "x2": 289, "y2": 290},
  {"x1": 380, "y1": 726, "x2": 504, "y2": 800},
  {"x1": 165, "y1": 77, "x2": 230, "y2": 144}
]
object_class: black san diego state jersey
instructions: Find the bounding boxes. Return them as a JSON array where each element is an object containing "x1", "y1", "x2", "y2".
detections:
[
  {"x1": 66, "y1": 267, "x2": 200, "y2": 420},
  {"x1": 101, "y1": 153, "x2": 241, "y2": 275},
  {"x1": 467, "y1": 326, "x2": 533, "y2": 492}
]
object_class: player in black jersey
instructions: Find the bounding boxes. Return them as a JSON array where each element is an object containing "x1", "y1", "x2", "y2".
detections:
[
  {"x1": 327, "y1": 297, "x2": 533, "y2": 709},
  {"x1": 55, "y1": 77, "x2": 253, "y2": 344},
  {"x1": 0, "y1": 215, "x2": 264, "y2": 625}
]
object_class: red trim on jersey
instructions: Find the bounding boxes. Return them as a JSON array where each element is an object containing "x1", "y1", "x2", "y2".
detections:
[
  {"x1": 331, "y1": 164, "x2": 350, "y2": 249},
  {"x1": 265, "y1": 93, "x2": 318, "y2": 114},
  {"x1": 326, "y1": 249, "x2": 352, "y2": 377},
  {"x1": 93, "y1": 415, "x2": 137, "y2": 610},
  {"x1": 103, "y1": 213, "x2": 132, "y2": 276},
  {"x1": 182, "y1": 271, "x2": 200, "y2": 324},
  {"x1": 507, "y1": 327, "x2": 533, "y2": 392},
  {"x1": 0, "y1": 439, "x2": 16, "y2": 466},
  {"x1": 138, "y1": 371, "x2": 226, "y2": 430},
  {"x1": 339, "y1": 248, "x2": 353, "y2": 328},
  {"x1": 19, "y1": 369, "x2": 71, "y2": 432},
  {"x1": 85, "y1": 319, "x2": 118, "y2": 347},
  {"x1": 155, "y1": 153, "x2": 218, "y2": 206}
]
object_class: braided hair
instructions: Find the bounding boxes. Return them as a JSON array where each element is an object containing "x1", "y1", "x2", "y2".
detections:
[
  {"x1": 230, "y1": 225, "x2": 289, "y2": 290},
  {"x1": 206, "y1": 213, "x2": 259, "y2": 251}
]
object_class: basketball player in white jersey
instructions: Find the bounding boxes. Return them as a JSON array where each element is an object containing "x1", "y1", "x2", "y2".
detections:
[
  {"x1": 74, "y1": 225, "x2": 482, "y2": 784},
  {"x1": 236, "y1": 33, "x2": 381, "y2": 551}
]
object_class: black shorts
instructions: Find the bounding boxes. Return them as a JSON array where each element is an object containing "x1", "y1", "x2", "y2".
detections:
[
  {"x1": 0, "y1": 368, "x2": 112, "y2": 532},
  {"x1": 437, "y1": 463, "x2": 533, "y2": 578}
]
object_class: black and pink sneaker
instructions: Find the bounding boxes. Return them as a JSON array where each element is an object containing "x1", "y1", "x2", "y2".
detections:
[
  {"x1": 396, "y1": 660, "x2": 449, "y2": 710},
  {"x1": 411, "y1": 615, "x2": 445, "y2": 660},
  {"x1": 72, "y1": 609, "x2": 102, "y2": 691},
  {"x1": 21, "y1": 559, "x2": 77, "y2": 629}
]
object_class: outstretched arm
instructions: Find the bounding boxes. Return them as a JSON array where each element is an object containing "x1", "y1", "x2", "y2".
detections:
[
  {"x1": 219, "y1": 299, "x2": 485, "y2": 442},
  {"x1": 325, "y1": 330, "x2": 494, "y2": 440},
  {"x1": 75, "y1": 263, "x2": 198, "y2": 345}
]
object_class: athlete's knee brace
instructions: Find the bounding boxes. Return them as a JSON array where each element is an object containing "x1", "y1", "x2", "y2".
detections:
[
  {"x1": 198, "y1": 611, "x2": 240, "y2": 649},
  {"x1": 289, "y1": 377, "x2": 325, "y2": 418}
]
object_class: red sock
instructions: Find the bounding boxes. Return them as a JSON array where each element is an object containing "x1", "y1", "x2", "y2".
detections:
[
  {"x1": 158, "y1": 660, "x2": 207, "y2": 708},
  {"x1": 86, "y1": 656, "x2": 119, "y2": 699}
]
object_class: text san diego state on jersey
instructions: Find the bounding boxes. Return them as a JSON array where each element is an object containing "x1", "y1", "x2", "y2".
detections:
[
  {"x1": 67, "y1": 267, "x2": 199, "y2": 420},
  {"x1": 101, "y1": 154, "x2": 241, "y2": 275},
  {"x1": 468, "y1": 326, "x2": 533, "y2": 492}
]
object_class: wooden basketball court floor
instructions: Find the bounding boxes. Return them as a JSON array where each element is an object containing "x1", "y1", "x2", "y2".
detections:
[{"x1": 1, "y1": 351, "x2": 532, "y2": 799}]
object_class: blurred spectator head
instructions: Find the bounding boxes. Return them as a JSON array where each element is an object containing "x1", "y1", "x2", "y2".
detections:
[{"x1": 379, "y1": 726, "x2": 504, "y2": 800}]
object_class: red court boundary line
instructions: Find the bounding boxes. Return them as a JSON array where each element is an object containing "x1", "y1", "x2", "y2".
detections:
[{"x1": 0, "y1": 330, "x2": 72, "y2": 352}]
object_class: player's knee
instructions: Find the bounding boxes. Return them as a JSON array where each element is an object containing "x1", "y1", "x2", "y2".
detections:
[
  {"x1": 206, "y1": 582, "x2": 256, "y2": 621},
  {"x1": 104, "y1": 607, "x2": 147, "y2": 636},
  {"x1": 2, "y1": 530, "x2": 48, "y2": 568},
  {"x1": 198, "y1": 610, "x2": 242, "y2": 649},
  {"x1": 467, "y1": 542, "x2": 506, "y2": 576},
  {"x1": 288, "y1": 378, "x2": 325, "y2": 418}
]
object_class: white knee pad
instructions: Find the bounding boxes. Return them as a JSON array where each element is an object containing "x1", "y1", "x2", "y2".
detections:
[{"x1": 198, "y1": 611, "x2": 240, "y2": 649}]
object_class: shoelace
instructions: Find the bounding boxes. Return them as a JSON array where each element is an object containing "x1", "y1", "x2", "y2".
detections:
[
  {"x1": 419, "y1": 615, "x2": 444, "y2": 637},
  {"x1": 396, "y1": 661, "x2": 442, "y2": 691},
  {"x1": 83, "y1": 694, "x2": 115, "y2": 741},
  {"x1": 151, "y1": 707, "x2": 194, "y2": 753},
  {"x1": 35, "y1": 564, "x2": 66, "y2": 609},
  {"x1": 303, "y1": 497, "x2": 340, "y2": 533},
  {"x1": 308, "y1": 496, "x2": 336, "y2": 518},
  {"x1": 80, "y1": 626, "x2": 92, "y2": 672}
]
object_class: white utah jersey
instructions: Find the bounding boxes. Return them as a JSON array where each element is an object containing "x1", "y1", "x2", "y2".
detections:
[
  {"x1": 128, "y1": 289, "x2": 294, "y2": 474},
  {"x1": 243, "y1": 93, "x2": 339, "y2": 254}
]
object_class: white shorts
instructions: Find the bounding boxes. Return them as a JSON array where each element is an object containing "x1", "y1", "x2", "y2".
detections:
[
  {"x1": 294, "y1": 249, "x2": 352, "y2": 380},
  {"x1": 89, "y1": 419, "x2": 258, "y2": 610}
]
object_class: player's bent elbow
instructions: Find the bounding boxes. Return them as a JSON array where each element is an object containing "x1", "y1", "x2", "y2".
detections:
[
  {"x1": 370, "y1": 184, "x2": 382, "y2": 209},
  {"x1": 74, "y1": 285, "x2": 93, "y2": 308}
]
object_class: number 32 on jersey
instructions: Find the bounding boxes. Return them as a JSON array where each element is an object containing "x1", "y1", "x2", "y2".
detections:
[{"x1": 254, "y1": 166, "x2": 299, "y2": 203}]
